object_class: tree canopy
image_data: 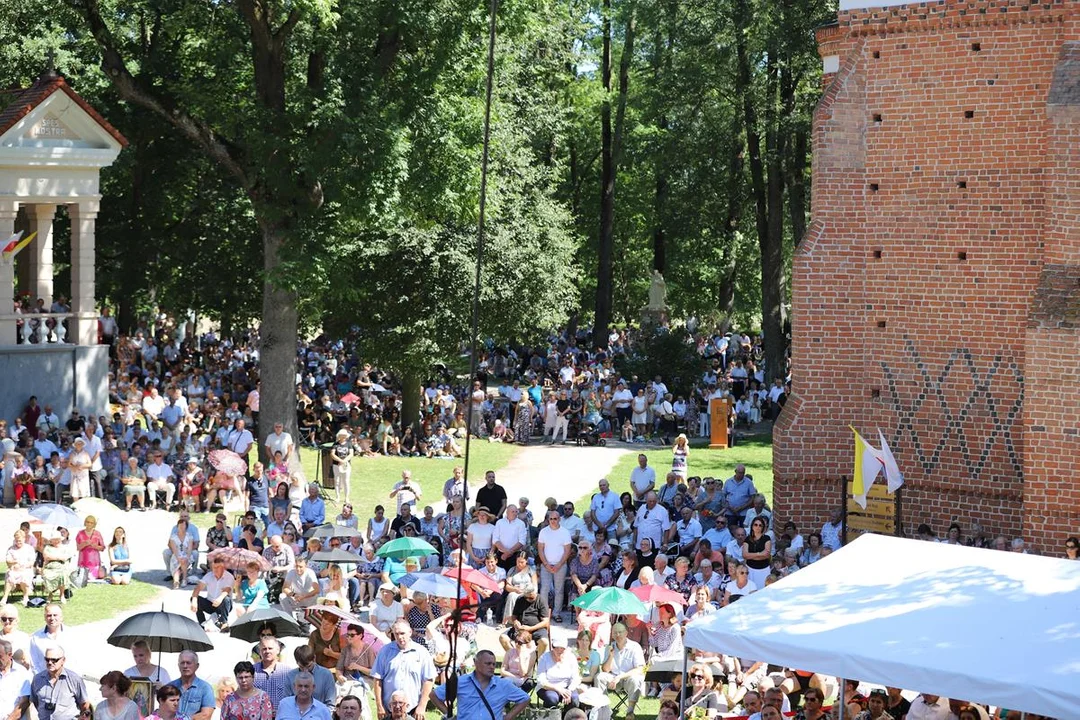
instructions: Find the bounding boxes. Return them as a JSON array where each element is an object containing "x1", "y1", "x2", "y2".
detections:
[{"x1": 0, "y1": 0, "x2": 833, "y2": 397}]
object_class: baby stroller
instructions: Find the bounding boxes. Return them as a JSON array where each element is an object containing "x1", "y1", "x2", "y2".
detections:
[{"x1": 576, "y1": 422, "x2": 607, "y2": 447}]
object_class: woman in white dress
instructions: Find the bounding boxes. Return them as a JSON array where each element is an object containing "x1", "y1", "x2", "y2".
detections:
[{"x1": 631, "y1": 390, "x2": 648, "y2": 437}]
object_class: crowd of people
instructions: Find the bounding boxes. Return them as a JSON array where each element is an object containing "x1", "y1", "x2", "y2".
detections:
[{"x1": 0, "y1": 318, "x2": 1072, "y2": 720}]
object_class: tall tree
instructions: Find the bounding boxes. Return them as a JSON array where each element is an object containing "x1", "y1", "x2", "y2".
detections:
[{"x1": 69, "y1": 0, "x2": 469, "y2": 451}]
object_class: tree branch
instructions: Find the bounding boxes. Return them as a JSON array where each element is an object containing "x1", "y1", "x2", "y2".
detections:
[{"x1": 70, "y1": 0, "x2": 251, "y2": 188}]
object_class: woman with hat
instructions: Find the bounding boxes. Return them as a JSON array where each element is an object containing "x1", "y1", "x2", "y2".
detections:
[
  {"x1": 67, "y1": 436, "x2": 92, "y2": 500},
  {"x1": 371, "y1": 582, "x2": 404, "y2": 633},
  {"x1": 41, "y1": 529, "x2": 72, "y2": 602},
  {"x1": 465, "y1": 506, "x2": 495, "y2": 566}
]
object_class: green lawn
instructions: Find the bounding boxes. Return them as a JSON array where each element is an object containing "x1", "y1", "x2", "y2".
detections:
[
  {"x1": 194, "y1": 442, "x2": 522, "y2": 531},
  {"x1": 1, "y1": 566, "x2": 162, "y2": 628},
  {"x1": 577, "y1": 437, "x2": 774, "y2": 508}
]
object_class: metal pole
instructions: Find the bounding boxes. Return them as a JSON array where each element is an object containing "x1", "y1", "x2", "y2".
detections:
[
  {"x1": 837, "y1": 677, "x2": 845, "y2": 720},
  {"x1": 445, "y1": 0, "x2": 499, "y2": 714},
  {"x1": 679, "y1": 646, "x2": 688, "y2": 717}
]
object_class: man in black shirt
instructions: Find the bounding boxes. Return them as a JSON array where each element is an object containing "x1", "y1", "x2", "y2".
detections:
[
  {"x1": 500, "y1": 584, "x2": 550, "y2": 656},
  {"x1": 390, "y1": 503, "x2": 421, "y2": 538},
  {"x1": 475, "y1": 470, "x2": 508, "y2": 518}
]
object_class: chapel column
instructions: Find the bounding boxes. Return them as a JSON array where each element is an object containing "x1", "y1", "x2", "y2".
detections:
[
  {"x1": 26, "y1": 204, "x2": 56, "y2": 306},
  {"x1": 0, "y1": 199, "x2": 18, "y2": 344},
  {"x1": 69, "y1": 199, "x2": 99, "y2": 345}
]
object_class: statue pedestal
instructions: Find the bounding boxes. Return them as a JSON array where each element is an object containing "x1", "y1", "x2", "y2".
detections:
[{"x1": 640, "y1": 306, "x2": 669, "y2": 328}]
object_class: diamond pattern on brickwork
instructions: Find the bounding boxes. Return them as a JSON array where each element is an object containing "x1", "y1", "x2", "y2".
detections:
[{"x1": 881, "y1": 338, "x2": 1024, "y2": 482}]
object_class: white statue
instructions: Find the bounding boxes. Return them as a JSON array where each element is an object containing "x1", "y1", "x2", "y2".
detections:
[{"x1": 647, "y1": 270, "x2": 667, "y2": 310}]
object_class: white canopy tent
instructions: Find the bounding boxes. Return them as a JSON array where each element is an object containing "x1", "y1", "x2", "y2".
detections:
[{"x1": 685, "y1": 534, "x2": 1080, "y2": 718}]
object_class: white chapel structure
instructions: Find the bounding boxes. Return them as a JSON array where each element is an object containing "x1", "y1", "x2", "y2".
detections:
[{"x1": 0, "y1": 69, "x2": 126, "y2": 420}]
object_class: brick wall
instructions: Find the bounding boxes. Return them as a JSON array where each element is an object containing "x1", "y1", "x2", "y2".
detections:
[{"x1": 774, "y1": 0, "x2": 1080, "y2": 553}]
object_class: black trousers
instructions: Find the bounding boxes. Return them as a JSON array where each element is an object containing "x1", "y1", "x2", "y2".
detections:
[{"x1": 195, "y1": 595, "x2": 233, "y2": 625}]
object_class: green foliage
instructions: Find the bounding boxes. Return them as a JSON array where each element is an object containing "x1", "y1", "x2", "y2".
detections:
[{"x1": 614, "y1": 327, "x2": 705, "y2": 397}]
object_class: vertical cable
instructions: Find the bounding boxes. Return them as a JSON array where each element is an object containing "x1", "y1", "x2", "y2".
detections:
[{"x1": 445, "y1": 0, "x2": 499, "y2": 714}]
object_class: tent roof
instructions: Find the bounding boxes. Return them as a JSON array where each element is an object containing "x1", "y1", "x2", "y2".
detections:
[{"x1": 684, "y1": 534, "x2": 1080, "y2": 718}]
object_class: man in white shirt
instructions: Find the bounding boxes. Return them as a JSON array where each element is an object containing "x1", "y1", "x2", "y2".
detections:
[
  {"x1": 36, "y1": 406, "x2": 60, "y2": 438},
  {"x1": 389, "y1": 471, "x2": 422, "y2": 514},
  {"x1": 0, "y1": 635, "x2": 30, "y2": 720},
  {"x1": 559, "y1": 502, "x2": 588, "y2": 544},
  {"x1": 225, "y1": 420, "x2": 254, "y2": 457},
  {"x1": 612, "y1": 381, "x2": 633, "y2": 429},
  {"x1": 492, "y1": 505, "x2": 528, "y2": 570},
  {"x1": 145, "y1": 453, "x2": 177, "y2": 509},
  {"x1": 629, "y1": 454, "x2": 656, "y2": 507},
  {"x1": 28, "y1": 605, "x2": 66, "y2": 674},
  {"x1": 588, "y1": 479, "x2": 619, "y2": 534},
  {"x1": 595, "y1": 623, "x2": 646, "y2": 717},
  {"x1": 264, "y1": 422, "x2": 294, "y2": 464},
  {"x1": 279, "y1": 556, "x2": 320, "y2": 613},
  {"x1": 537, "y1": 510, "x2": 572, "y2": 623},
  {"x1": 633, "y1": 492, "x2": 671, "y2": 551},
  {"x1": 190, "y1": 556, "x2": 234, "y2": 629},
  {"x1": 726, "y1": 526, "x2": 747, "y2": 562},
  {"x1": 82, "y1": 424, "x2": 104, "y2": 498},
  {"x1": 669, "y1": 505, "x2": 703, "y2": 557},
  {"x1": 32, "y1": 431, "x2": 58, "y2": 463},
  {"x1": 0, "y1": 607, "x2": 30, "y2": 669},
  {"x1": 906, "y1": 693, "x2": 951, "y2": 720},
  {"x1": 142, "y1": 387, "x2": 166, "y2": 421}
]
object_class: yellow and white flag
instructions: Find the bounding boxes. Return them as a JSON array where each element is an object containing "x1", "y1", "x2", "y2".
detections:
[
  {"x1": 851, "y1": 426, "x2": 883, "y2": 509},
  {"x1": 878, "y1": 429, "x2": 904, "y2": 493}
]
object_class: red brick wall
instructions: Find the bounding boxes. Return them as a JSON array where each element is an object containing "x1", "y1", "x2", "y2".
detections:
[{"x1": 774, "y1": 0, "x2": 1080, "y2": 553}]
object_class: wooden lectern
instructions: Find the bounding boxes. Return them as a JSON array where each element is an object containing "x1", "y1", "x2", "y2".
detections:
[{"x1": 709, "y1": 397, "x2": 731, "y2": 449}]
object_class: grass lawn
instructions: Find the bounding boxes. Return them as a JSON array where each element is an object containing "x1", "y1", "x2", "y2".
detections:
[
  {"x1": 576, "y1": 436, "x2": 774, "y2": 509},
  {"x1": 194, "y1": 442, "x2": 522, "y2": 531},
  {"x1": 1, "y1": 565, "x2": 162, "y2": 627}
]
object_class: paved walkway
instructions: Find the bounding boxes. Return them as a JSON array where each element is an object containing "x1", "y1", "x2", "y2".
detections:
[{"x1": 496, "y1": 441, "x2": 631, "y2": 507}]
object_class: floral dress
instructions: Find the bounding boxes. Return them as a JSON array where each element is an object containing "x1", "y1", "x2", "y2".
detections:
[
  {"x1": 221, "y1": 690, "x2": 273, "y2": 720},
  {"x1": 665, "y1": 572, "x2": 697, "y2": 603}
]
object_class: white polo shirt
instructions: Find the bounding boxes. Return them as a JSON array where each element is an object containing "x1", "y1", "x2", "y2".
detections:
[{"x1": 0, "y1": 660, "x2": 31, "y2": 720}]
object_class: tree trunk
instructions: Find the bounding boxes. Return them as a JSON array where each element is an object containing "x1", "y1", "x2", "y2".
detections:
[
  {"x1": 735, "y1": 0, "x2": 785, "y2": 383},
  {"x1": 256, "y1": 222, "x2": 300, "y2": 464},
  {"x1": 594, "y1": 0, "x2": 614, "y2": 346},
  {"x1": 717, "y1": 116, "x2": 744, "y2": 322},
  {"x1": 399, "y1": 369, "x2": 423, "y2": 433},
  {"x1": 786, "y1": 127, "x2": 808, "y2": 247}
]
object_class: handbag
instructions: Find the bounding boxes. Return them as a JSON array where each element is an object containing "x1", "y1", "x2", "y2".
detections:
[{"x1": 70, "y1": 567, "x2": 89, "y2": 589}]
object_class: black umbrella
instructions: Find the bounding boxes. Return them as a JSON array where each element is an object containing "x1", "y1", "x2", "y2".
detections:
[
  {"x1": 227, "y1": 607, "x2": 302, "y2": 643},
  {"x1": 108, "y1": 607, "x2": 214, "y2": 672},
  {"x1": 304, "y1": 523, "x2": 361, "y2": 540},
  {"x1": 310, "y1": 548, "x2": 362, "y2": 564}
]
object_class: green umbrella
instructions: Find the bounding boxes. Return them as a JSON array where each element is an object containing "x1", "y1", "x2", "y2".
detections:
[
  {"x1": 571, "y1": 586, "x2": 648, "y2": 616},
  {"x1": 376, "y1": 536, "x2": 438, "y2": 560}
]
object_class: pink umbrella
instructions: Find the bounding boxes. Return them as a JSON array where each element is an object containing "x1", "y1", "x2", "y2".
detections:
[
  {"x1": 207, "y1": 547, "x2": 271, "y2": 572},
  {"x1": 340, "y1": 392, "x2": 360, "y2": 406},
  {"x1": 630, "y1": 584, "x2": 688, "y2": 606},
  {"x1": 208, "y1": 449, "x2": 247, "y2": 476}
]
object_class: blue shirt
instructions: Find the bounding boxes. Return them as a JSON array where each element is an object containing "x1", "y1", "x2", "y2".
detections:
[
  {"x1": 371, "y1": 642, "x2": 436, "y2": 710},
  {"x1": 252, "y1": 661, "x2": 291, "y2": 708},
  {"x1": 300, "y1": 497, "x2": 325, "y2": 526},
  {"x1": 168, "y1": 677, "x2": 214, "y2": 718},
  {"x1": 275, "y1": 697, "x2": 332, "y2": 720},
  {"x1": 434, "y1": 674, "x2": 529, "y2": 720},
  {"x1": 247, "y1": 475, "x2": 269, "y2": 509}
]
